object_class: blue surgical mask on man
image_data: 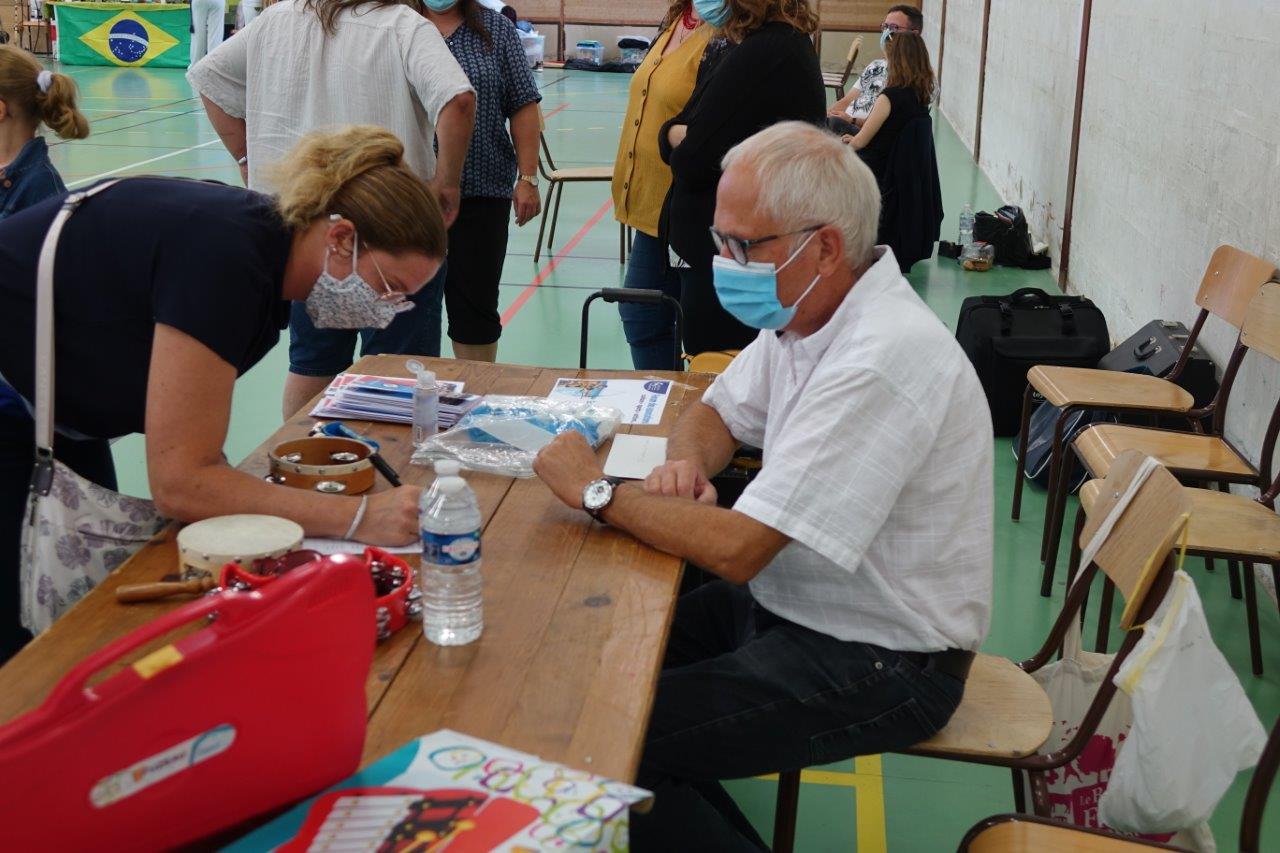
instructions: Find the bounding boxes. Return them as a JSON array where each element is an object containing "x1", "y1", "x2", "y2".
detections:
[
  {"x1": 423, "y1": 0, "x2": 458, "y2": 11},
  {"x1": 693, "y1": 0, "x2": 732, "y2": 28},
  {"x1": 711, "y1": 231, "x2": 821, "y2": 330},
  {"x1": 880, "y1": 28, "x2": 893, "y2": 49}
]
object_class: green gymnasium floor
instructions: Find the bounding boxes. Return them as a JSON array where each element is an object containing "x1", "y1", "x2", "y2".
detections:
[{"x1": 42, "y1": 63, "x2": 1279, "y2": 850}]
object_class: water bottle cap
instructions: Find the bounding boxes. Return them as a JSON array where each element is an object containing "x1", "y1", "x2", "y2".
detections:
[
  {"x1": 405, "y1": 359, "x2": 436, "y2": 388},
  {"x1": 437, "y1": 476, "x2": 466, "y2": 494},
  {"x1": 433, "y1": 460, "x2": 461, "y2": 477}
]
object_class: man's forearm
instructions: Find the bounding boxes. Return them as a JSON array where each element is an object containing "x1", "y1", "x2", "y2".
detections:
[
  {"x1": 601, "y1": 485, "x2": 784, "y2": 583},
  {"x1": 665, "y1": 400, "x2": 738, "y2": 477},
  {"x1": 434, "y1": 92, "x2": 476, "y2": 188}
]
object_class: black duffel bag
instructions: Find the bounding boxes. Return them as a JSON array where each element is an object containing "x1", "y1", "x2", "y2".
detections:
[{"x1": 956, "y1": 287, "x2": 1110, "y2": 435}]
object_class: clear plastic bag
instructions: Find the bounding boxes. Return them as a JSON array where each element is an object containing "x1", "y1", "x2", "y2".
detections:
[{"x1": 410, "y1": 396, "x2": 622, "y2": 478}]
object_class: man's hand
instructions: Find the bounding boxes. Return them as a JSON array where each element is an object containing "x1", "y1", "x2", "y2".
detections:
[
  {"x1": 431, "y1": 179, "x2": 461, "y2": 228},
  {"x1": 644, "y1": 459, "x2": 718, "y2": 505},
  {"x1": 533, "y1": 431, "x2": 604, "y2": 509},
  {"x1": 512, "y1": 181, "x2": 541, "y2": 226}
]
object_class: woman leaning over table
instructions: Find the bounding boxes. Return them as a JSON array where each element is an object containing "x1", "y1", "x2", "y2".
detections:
[
  {"x1": 613, "y1": 1, "x2": 724, "y2": 370},
  {"x1": 0, "y1": 126, "x2": 441, "y2": 663},
  {"x1": 660, "y1": 0, "x2": 824, "y2": 357},
  {"x1": 424, "y1": 0, "x2": 542, "y2": 364}
]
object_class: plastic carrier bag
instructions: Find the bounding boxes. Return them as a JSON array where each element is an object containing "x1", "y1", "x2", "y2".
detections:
[
  {"x1": 1098, "y1": 570, "x2": 1267, "y2": 834},
  {"x1": 411, "y1": 396, "x2": 621, "y2": 478}
]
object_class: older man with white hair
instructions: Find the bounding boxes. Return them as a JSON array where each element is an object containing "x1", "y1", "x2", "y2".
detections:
[{"x1": 534, "y1": 121, "x2": 992, "y2": 849}]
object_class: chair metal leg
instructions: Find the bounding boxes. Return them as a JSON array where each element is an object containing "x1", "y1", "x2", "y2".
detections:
[
  {"x1": 1041, "y1": 438, "x2": 1075, "y2": 593},
  {"x1": 1011, "y1": 768, "x2": 1026, "y2": 813},
  {"x1": 619, "y1": 222, "x2": 626, "y2": 265},
  {"x1": 772, "y1": 769, "x2": 801, "y2": 853},
  {"x1": 1063, "y1": 504, "x2": 1086, "y2": 591},
  {"x1": 1244, "y1": 561, "x2": 1263, "y2": 675},
  {"x1": 533, "y1": 182, "x2": 555, "y2": 263},
  {"x1": 1040, "y1": 409, "x2": 1073, "y2": 561},
  {"x1": 1229, "y1": 561, "x2": 1244, "y2": 600},
  {"x1": 1028, "y1": 770, "x2": 1051, "y2": 817},
  {"x1": 1095, "y1": 579, "x2": 1116, "y2": 654},
  {"x1": 1012, "y1": 384, "x2": 1035, "y2": 521},
  {"x1": 547, "y1": 183, "x2": 564, "y2": 251}
]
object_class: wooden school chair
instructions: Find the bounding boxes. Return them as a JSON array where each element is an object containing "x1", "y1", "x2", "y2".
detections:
[
  {"x1": 1036, "y1": 252, "x2": 1279, "y2": 592},
  {"x1": 1065, "y1": 283, "x2": 1280, "y2": 675},
  {"x1": 823, "y1": 35, "x2": 863, "y2": 99},
  {"x1": 957, "y1": 713, "x2": 1280, "y2": 853},
  {"x1": 771, "y1": 451, "x2": 1191, "y2": 853},
  {"x1": 534, "y1": 130, "x2": 626, "y2": 264}
]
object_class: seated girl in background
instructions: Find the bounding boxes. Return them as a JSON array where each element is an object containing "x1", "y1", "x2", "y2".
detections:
[
  {"x1": 0, "y1": 45, "x2": 90, "y2": 221},
  {"x1": 839, "y1": 31, "x2": 933, "y2": 185}
]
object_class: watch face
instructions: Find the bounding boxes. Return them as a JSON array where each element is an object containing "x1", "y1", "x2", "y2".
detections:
[{"x1": 583, "y1": 479, "x2": 613, "y2": 511}]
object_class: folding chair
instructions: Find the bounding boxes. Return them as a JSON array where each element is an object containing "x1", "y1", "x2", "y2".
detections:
[{"x1": 823, "y1": 35, "x2": 863, "y2": 99}]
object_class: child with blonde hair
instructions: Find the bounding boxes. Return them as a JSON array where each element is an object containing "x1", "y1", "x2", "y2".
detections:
[{"x1": 0, "y1": 45, "x2": 89, "y2": 220}]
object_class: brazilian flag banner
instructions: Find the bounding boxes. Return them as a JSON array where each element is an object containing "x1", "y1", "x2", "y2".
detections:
[{"x1": 53, "y1": 3, "x2": 190, "y2": 68}]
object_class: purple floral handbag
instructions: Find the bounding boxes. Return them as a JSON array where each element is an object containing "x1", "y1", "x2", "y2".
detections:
[{"x1": 19, "y1": 182, "x2": 168, "y2": 634}]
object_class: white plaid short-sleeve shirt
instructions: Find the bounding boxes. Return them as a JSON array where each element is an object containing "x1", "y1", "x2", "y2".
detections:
[{"x1": 703, "y1": 248, "x2": 993, "y2": 652}]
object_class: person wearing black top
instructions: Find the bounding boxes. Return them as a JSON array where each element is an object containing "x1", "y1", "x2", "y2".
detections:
[
  {"x1": 658, "y1": 0, "x2": 824, "y2": 357},
  {"x1": 0, "y1": 126, "x2": 444, "y2": 662},
  {"x1": 842, "y1": 30, "x2": 933, "y2": 184}
]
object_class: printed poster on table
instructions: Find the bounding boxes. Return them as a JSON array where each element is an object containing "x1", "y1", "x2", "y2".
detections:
[
  {"x1": 229, "y1": 729, "x2": 651, "y2": 852},
  {"x1": 549, "y1": 378, "x2": 672, "y2": 426}
]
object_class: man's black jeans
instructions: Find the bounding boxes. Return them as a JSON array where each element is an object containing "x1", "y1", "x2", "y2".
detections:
[{"x1": 630, "y1": 581, "x2": 966, "y2": 851}]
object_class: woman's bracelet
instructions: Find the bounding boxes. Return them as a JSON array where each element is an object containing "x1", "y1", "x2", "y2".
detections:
[{"x1": 344, "y1": 495, "x2": 369, "y2": 541}]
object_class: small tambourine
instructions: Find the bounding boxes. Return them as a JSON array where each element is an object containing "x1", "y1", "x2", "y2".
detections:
[
  {"x1": 267, "y1": 436, "x2": 376, "y2": 495},
  {"x1": 177, "y1": 514, "x2": 304, "y2": 580}
]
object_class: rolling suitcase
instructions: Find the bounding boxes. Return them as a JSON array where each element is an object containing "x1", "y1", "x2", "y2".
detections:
[{"x1": 1097, "y1": 319, "x2": 1218, "y2": 427}]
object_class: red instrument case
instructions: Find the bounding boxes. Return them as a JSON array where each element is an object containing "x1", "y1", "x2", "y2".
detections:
[{"x1": 0, "y1": 554, "x2": 375, "y2": 850}]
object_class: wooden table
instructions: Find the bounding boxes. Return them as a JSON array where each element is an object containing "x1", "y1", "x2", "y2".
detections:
[{"x1": 0, "y1": 356, "x2": 710, "y2": 785}]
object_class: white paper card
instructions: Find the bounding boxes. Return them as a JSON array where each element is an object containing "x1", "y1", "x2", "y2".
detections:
[{"x1": 604, "y1": 434, "x2": 668, "y2": 480}]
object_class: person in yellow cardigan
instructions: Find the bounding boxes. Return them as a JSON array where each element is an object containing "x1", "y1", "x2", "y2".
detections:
[{"x1": 612, "y1": 1, "x2": 723, "y2": 369}]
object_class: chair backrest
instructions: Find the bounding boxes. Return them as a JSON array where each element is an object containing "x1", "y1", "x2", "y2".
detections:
[
  {"x1": 1242, "y1": 715, "x2": 1280, "y2": 853},
  {"x1": 1194, "y1": 245, "x2": 1276, "y2": 330},
  {"x1": 840, "y1": 36, "x2": 863, "y2": 84},
  {"x1": 686, "y1": 350, "x2": 739, "y2": 375},
  {"x1": 1239, "y1": 282, "x2": 1280, "y2": 501},
  {"x1": 1079, "y1": 450, "x2": 1190, "y2": 630}
]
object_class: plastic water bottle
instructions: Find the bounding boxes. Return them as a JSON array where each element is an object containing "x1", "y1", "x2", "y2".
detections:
[
  {"x1": 420, "y1": 475, "x2": 483, "y2": 646},
  {"x1": 408, "y1": 360, "x2": 439, "y2": 445},
  {"x1": 959, "y1": 203, "x2": 976, "y2": 247}
]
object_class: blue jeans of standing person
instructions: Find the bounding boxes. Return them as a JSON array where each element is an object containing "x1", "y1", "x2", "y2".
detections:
[
  {"x1": 288, "y1": 262, "x2": 448, "y2": 377},
  {"x1": 629, "y1": 581, "x2": 967, "y2": 851},
  {"x1": 620, "y1": 231, "x2": 682, "y2": 370}
]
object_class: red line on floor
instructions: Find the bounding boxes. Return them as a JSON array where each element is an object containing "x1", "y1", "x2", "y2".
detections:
[
  {"x1": 542, "y1": 102, "x2": 570, "y2": 120},
  {"x1": 500, "y1": 198, "x2": 614, "y2": 327}
]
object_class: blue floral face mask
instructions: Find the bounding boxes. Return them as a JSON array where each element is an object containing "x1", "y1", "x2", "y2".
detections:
[{"x1": 711, "y1": 231, "x2": 821, "y2": 330}]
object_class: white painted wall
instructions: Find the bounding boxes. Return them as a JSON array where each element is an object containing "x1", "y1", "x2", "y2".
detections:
[
  {"x1": 936, "y1": 0, "x2": 1280, "y2": 470},
  {"x1": 1068, "y1": 0, "x2": 1280, "y2": 461},
  {"x1": 978, "y1": 0, "x2": 1081, "y2": 272},
  {"x1": 936, "y1": 0, "x2": 984, "y2": 152}
]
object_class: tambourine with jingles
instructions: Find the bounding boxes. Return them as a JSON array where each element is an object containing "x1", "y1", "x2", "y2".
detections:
[{"x1": 267, "y1": 436, "x2": 376, "y2": 495}]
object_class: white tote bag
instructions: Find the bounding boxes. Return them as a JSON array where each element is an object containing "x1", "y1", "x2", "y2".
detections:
[
  {"x1": 19, "y1": 182, "x2": 167, "y2": 635},
  {"x1": 1099, "y1": 569, "x2": 1268, "y2": 834}
]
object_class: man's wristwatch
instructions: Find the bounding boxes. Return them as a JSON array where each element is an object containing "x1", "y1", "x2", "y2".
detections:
[
  {"x1": 582, "y1": 476, "x2": 624, "y2": 522},
  {"x1": 517, "y1": 173, "x2": 539, "y2": 188}
]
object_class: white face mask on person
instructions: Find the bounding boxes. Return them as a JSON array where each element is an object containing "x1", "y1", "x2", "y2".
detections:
[{"x1": 304, "y1": 235, "x2": 411, "y2": 330}]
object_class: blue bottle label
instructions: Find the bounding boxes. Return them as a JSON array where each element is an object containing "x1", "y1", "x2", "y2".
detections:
[{"x1": 422, "y1": 530, "x2": 481, "y2": 565}]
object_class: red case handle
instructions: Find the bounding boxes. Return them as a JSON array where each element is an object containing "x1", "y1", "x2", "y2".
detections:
[{"x1": 0, "y1": 587, "x2": 265, "y2": 747}]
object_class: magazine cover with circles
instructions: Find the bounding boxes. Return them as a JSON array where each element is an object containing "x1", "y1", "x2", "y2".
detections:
[{"x1": 231, "y1": 730, "x2": 652, "y2": 852}]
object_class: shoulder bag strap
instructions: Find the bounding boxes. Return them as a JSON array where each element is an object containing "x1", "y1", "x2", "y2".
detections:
[{"x1": 31, "y1": 180, "x2": 122, "y2": 497}]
